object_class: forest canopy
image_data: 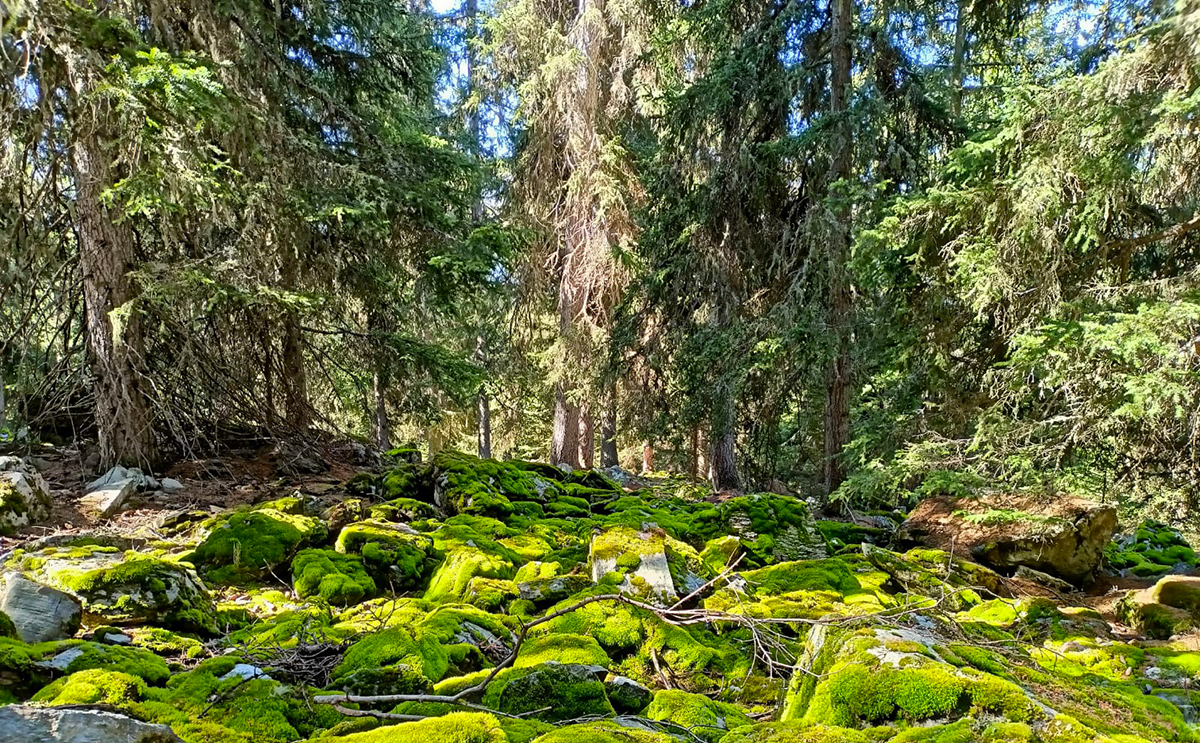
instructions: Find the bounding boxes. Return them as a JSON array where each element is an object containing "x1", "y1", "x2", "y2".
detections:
[{"x1": 2, "y1": 0, "x2": 1199, "y2": 521}]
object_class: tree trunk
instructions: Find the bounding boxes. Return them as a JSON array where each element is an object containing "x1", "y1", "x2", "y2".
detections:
[
  {"x1": 278, "y1": 242, "x2": 311, "y2": 430},
  {"x1": 689, "y1": 427, "x2": 700, "y2": 481},
  {"x1": 578, "y1": 402, "x2": 595, "y2": 468},
  {"x1": 710, "y1": 387, "x2": 740, "y2": 491},
  {"x1": 475, "y1": 334, "x2": 491, "y2": 459},
  {"x1": 372, "y1": 369, "x2": 391, "y2": 450},
  {"x1": 950, "y1": 0, "x2": 968, "y2": 117},
  {"x1": 823, "y1": 0, "x2": 854, "y2": 500},
  {"x1": 599, "y1": 380, "x2": 617, "y2": 467},
  {"x1": 552, "y1": 383, "x2": 581, "y2": 467},
  {"x1": 67, "y1": 66, "x2": 156, "y2": 468},
  {"x1": 641, "y1": 442, "x2": 654, "y2": 474}
]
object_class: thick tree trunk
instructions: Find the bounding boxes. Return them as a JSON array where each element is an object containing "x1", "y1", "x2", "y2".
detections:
[
  {"x1": 552, "y1": 384, "x2": 581, "y2": 467},
  {"x1": 68, "y1": 73, "x2": 156, "y2": 468},
  {"x1": 710, "y1": 387, "x2": 740, "y2": 491},
  {"x1": 578, "y1": 402, "x2": 595, "y2": 468},
  {"x1": 475, "y1": 335, "x2": 491, "y2": 459},
  {"x1": 823, "y1": 0, "x2": 854, "y2": 500},
  {"x1": 689, "y1": 427, "x2": 700, "y2": 481},
  {"x1": 641, "y1": 442, "x2": 654, "y2": 474},
  {"x1": 279, "y1": 246, "x2": 311, "y2": 430},
  {"x1": 950, "y1": 0, "x2": 968, "y2": 116},
  {"x1": 599, "y1": 382, "x2": 618, "y2": 468},
  {"x1": 372, "y1": 369, "x2": 391, "y2": 450}
]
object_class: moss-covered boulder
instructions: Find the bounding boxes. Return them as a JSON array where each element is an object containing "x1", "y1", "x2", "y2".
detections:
[
  {"x1": 783, "y1": 626, "x2": 1036, "y2": 728},
  {"x1": 1117, "y1": 576, "x2": 1200, "y2": 640},
  {"x1": 38, "y1": 641, "x2": 171, "y2": 684},
  {"x1": 335, "y1": 520, "x2": 436, "y2": 590},
  {"x1": 605, "y1": 674, "x2": 651, "y2": 713},
  {"x1": 189, "y1": 499, "x2": 327, "y2": 584},
  {"x1": 895, "y1": 494, "x2": 1117, "y2": 585},
  {"x1": 530, "y1": 721, "x2": 674, "y2": 743},
  {"x1": 15, "y1": 546, "x2": 217, "y2": 634},
  {"x1": 425, "y1": 547, "x2": 513, "y2": 603},
  {"x1": 332, "y1": 626, "x2": 449, "y2": 692},
  {"x1": 705, "y1": 555, "x2": 890, "y2": 619},
  {"x1": 1106, "y1": 521, "x2": 1199, "y2": 578},
  {"x1": 369, "y1": 497, "x2": 439, "y2": 523},
  {"x1": 0, "y1": 471, "x2": 51, "y2": 536},
  {"x1": 696, "y1": 493, "x2": 827, "y2": 565},
  {"x1": 431, "y1": 451, "x2": 569, "y2": 518},
  {"x1": 862, "y1": 544, "x2": 1003, "y2": 610},
  {"x1": 589, "y1": 525, "x2": 712, "y2": 603},
  {"x1": 481, "y1": 662, "x2": 614, "y2": 722},
  {"x1": 291, "y1": 549, "x2": 375, "y2": 606},
  {"x1": 31, "y1": 667, "x2": 147, "y2": 706},
  {"x1": 322, "y1": 712, "x2": 506, "y2": 743},
  {"x1": 645, "y1": 689, "x2": 754, "y2": 743}
]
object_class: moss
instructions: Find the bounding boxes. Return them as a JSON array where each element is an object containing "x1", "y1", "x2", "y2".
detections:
[
  {"x1": 334, "y1": 626, "x2": 449, "y2": 685},
  {"x1": 465, "y1": 576, "x2": 518, "y2": 611},
  {"x1": 540, "y1": 587, "x2": 647, "y2": 651},
  {"x1": 127, "y1": 627, "x2": 206, "y2": 659},
  {"x1": 292, "y1": 548, "x2": 376, "y2": 606},
  {"x1": 720, "y1": 721, "x2": 872, "y2": 743},
  {"x1": 530, "y1": 721, "x2": 674, "y2": 743},
  {"x1": 32, "y1": 668, "x2": 147, "y2": 706},
  {"x1": 370, "y1": 497, "x2": 439, "y2": 523},
  {"x1": 739, "y1": 558, "x2": 861, "y2": 595},
  {"x1": 962, "y1": 599, "x2": 1019, "y2": 626},
  {"x1": 482, "y1": 663, "x2": 614, "y2": 722},
  {"x1": 54, "y1": 641, "x2": 171, "y2": 684},
  {"x1": 426, "y1": 548, "x2": 513, "y2": 603},
  {"x1": 190, "y1": 506, "x2": 325, "y2": 584},
  {"x1": 0, "y1": 611, "x2": 16, "y2": 639},
  {"x1": 41, "y1": 552, "x2": 217, "y2": 634},
  {"x1": 644, "y1": 689, "x2": 753, "y2": 743},
  {"x1": 517, "y1": 634, "x2": 610, "y2": 668},
  {"x1": 982, "y1": 722, "x2": 1034, "y2": 742},
  {"x1": 336, "y1": 521, "x2": 435, "y2": 590}
]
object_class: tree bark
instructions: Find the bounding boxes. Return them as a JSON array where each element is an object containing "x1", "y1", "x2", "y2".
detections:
[
  {"x1": 641, "y1": 442, "x2": 654, "y2": 474},
  {"x1": 710, "y1": 386, "x2": 740, "y2": 491},
  {"x1": 279, "y1": 245, "x2": 311, "y2": 430},
  {"x1": 823, "y1": 0, "x2": 854, "y2": 500},
  {"x1": 552, "y1": 383, "x2": 581, "y2": 467},
  {"x1": 950, "y1": 0, "x2": 968, "y2": 117},
  {"x1": 599, "y1": 385, "x2": 618, "y2": 468},
  {"x1": 466, "y1": 0, "x2": 491, "y2": 461},
  {"x1": 578, "y1": 401, "x2": 595, "y2": 468},
  {"x1": 476, "y1": 336, "x2": 491, "y2": 459},
  {"x1": 369, "y1": 311, "x2": 391, "y2": 450},
  {"x1": 67, "y1": 63, "x2": 156, "y2": 468}
]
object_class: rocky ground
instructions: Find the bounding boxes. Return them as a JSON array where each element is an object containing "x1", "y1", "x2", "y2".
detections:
[{"x1": 2, "y1": 446, "x2": 1200, "y2": 743}]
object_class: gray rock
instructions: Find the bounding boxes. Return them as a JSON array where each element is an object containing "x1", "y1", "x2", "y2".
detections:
[
  {"x1": 0, "y1": 455, "x2": 25, "y2": 472},
  {"x1": 605, "y1": 674, "x2": 652, "y2": 713},
  {"x1": 0, "y1": 470, "x2": 52, "y2": 532},
  {"x1": 0, "y1": 705, "x2": 183, "y2": 743},
  {"x1": 0, "y1": 572, "x2": 82, "y2": 642},
  {"x1": 42, "y1": 646, "x2": 87, "y2": 671},
  {"x1": 161, "y1": 478, "x2": 184, "y2": 494},
  {"x1": 80, "y1": 477, "x2": 137, "y2": 517},
  {"x1": 516, "y1": 574, "x2": 593, "y2": 605},
  {"x1": 87, "y1": 465, "x2": 130, "y2": 493},
  {"x1": 1014, "y1": 565, "x2": 1074, "y2": 593},
  {"x1": 219, "y1": 663, "x2": 272, "y2": 681}
]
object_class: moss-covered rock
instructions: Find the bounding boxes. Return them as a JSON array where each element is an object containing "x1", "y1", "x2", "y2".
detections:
[
  {"x1": 482, "y1": 662, "x2": 614, "y2": 722},
  {"x1": 1105, "y1": 521, "x2": 1198, "y2": 578},
  {"x1": 40, "y1": 640, "x2": 171, "y2": 684},
  {"x1": 432, "y1": 451, "x2": 565, "y2": 518},
  {"x1": 645, "y1": 689, "x2": 753, "y2": 743},
  {"x1": 1117, "y1": 576, "x2": 1200, "y2": 640},
  {"x1": 322, "y1": 712, "x2": 506, "y2": 743},
  {"x1": 17, "y1": 546, "x2": 217, "y2": 634},
  {"x1": 426, "y1": 547, "x2": 513, "y2": 603},
  {"x1": 693, "y1": 494, "x2": 827, "y2": 566},
  {"x1": 292, "y1": 549, "x2": 376, "y2": 606},
  {"x1": 0, "y1": 471, "x2": 51, "y2": 535},
  {"x1": 530, "y1": 721, "x2": 675, "y2": 743},
  {"x1": 333, "y1": 625, "x2": 449, "y2": 691},
  {"x1": 189, "y1": 501, "x2": 327, "y2": 584},
  {"x1": 31, "y1": 667, "x2": 147, "y2": 706}
]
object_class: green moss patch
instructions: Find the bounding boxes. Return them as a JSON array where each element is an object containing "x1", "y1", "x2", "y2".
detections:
[{"x1": 292, "y1": 548, "x2": 376, "y2": 606}]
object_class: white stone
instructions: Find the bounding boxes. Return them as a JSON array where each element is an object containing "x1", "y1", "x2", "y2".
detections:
[
  {"x1": 161, "y1": 478, "x2": 184, "y2": 493},
  {"x1": 80, "y1": 477, "x2": 137, "y2": 517}
]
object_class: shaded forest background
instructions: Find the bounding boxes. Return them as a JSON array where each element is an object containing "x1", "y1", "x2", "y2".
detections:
[{"x1": 1, "y1": 0, "x2": 1198, "y2": 520}]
